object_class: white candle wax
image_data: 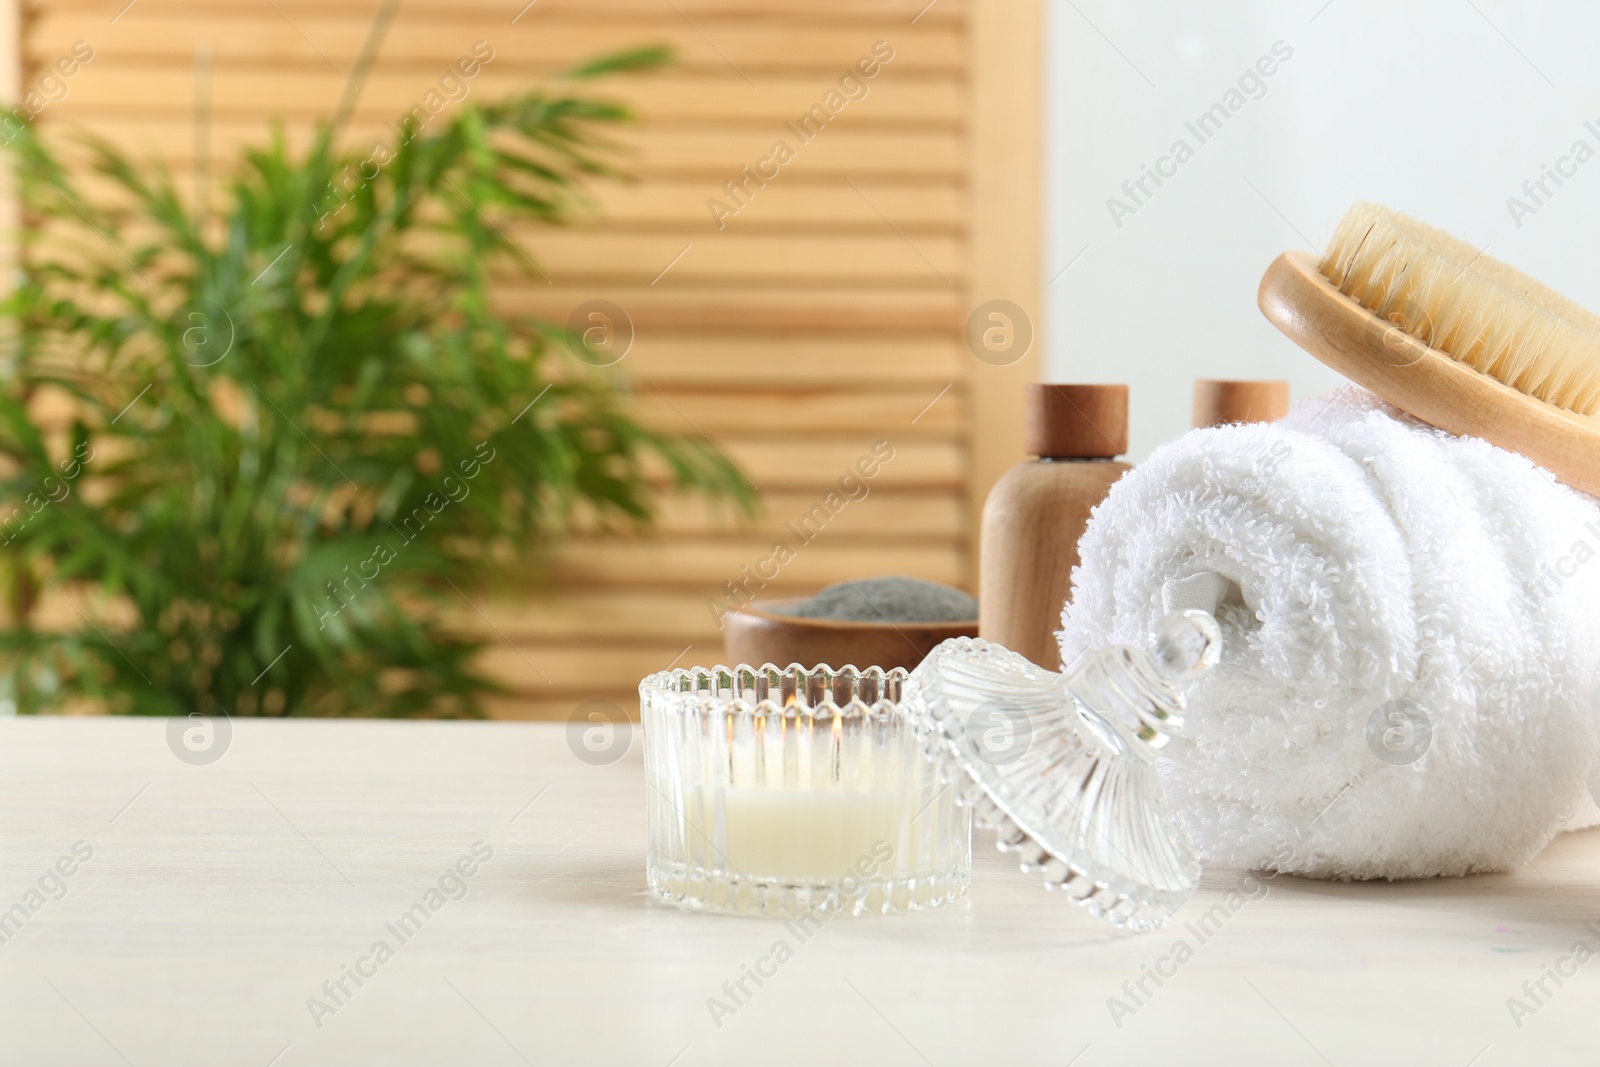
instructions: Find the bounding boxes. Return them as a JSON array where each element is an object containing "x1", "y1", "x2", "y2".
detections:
[{"x1": 718, "y1": 788, "x2": 900, "y2": 883}]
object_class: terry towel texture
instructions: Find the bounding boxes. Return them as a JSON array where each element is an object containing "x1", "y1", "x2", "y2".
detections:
[{"x1": 1061, "y1": 387, "x2": 1600, "y2": 880}]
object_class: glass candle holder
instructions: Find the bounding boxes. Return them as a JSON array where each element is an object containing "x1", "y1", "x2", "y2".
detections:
[{"x1": 642, "y1": 663, "x2": 971, "y2": 918}]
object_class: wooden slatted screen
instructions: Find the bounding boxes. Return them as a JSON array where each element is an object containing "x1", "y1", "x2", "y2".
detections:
[{"x1": 19, "y1": 0, "x2": 1040, "y2": 719}]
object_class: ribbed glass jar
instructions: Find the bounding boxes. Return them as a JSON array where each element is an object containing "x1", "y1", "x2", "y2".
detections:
[{"x1": 641, "y1": 663, "x2": 971, "y2": 918}]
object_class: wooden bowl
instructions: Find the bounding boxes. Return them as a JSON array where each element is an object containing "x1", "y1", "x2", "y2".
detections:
[{"x1": 722, "y1": 597, "x2": 978, "y2": 673}]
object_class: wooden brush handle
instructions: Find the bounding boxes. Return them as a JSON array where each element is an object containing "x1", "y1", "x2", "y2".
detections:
[{"x1": 1258, "y1": 250, "x2": 1600, "y2": 497}]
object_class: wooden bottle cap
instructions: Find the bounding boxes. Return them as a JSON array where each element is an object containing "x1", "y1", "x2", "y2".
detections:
[
  {"x1": 1023, "y1": 384, "x2": 1128, "y2": 458},
  {"x1": 1193, "y1": 379, "x2": 1289, "y2": 428}
]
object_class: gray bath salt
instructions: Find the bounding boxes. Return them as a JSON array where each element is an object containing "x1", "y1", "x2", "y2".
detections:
[{"x1": 775, "y1": 576, "x2": 978, "y2": 624}]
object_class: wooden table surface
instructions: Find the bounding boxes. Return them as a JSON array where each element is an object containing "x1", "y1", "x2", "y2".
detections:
[{"x1": 1, "y1": 716, "x2": 1595, "y2": 1066}]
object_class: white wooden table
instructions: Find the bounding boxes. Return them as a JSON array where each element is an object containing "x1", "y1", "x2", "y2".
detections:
[{"x1": 0, "y1": 717, "x2": 1594, "y2": 1066}]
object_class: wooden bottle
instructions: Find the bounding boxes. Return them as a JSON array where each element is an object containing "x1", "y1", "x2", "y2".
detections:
[
  {"x1": 979, "y1": 384, "x2": 1130, "y2": 670},
  {"x1": 1193, "y1": 379, "x2": 1288, "y2": 427}
]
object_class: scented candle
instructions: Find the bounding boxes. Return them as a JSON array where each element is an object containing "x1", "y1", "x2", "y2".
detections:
[{"x1": 642, "y1": 664, "x2": 971, "y2": 917}]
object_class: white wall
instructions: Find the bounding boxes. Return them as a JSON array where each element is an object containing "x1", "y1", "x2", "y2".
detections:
[{"x1": 1046, "y1": 0, "x2": 1600, "y2": 459}]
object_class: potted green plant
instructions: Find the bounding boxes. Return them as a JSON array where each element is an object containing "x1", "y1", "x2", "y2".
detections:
[{"x1": 0, "y1": 24, "x2": 751, "y2": 717}]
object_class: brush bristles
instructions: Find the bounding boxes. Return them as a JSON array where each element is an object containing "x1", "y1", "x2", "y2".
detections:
[{"x1": 1319, "y1": 202, "x2": 1600, "y2": 416}]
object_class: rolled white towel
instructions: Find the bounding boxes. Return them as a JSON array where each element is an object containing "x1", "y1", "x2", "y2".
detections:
[{"x1": 1061, "y1": 387, "x2": 1600, "y2": 880}]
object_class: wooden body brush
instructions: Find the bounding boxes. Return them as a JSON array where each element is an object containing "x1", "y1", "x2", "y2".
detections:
[{"x1": 1258, "y1": 202, "x2": 1600, "y2": 495}]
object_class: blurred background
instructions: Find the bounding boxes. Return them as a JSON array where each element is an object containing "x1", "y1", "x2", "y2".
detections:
[
  {"x1": 3, "y1": 0, "x2": 1594, "y2": 721},
  {"x1": 3, "y1": 0, "x2": 1033, "y2": 721},
  {"x1": 1051, "y1": 0, "x2": 1600, "y2": 456}
]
